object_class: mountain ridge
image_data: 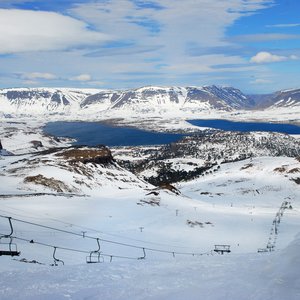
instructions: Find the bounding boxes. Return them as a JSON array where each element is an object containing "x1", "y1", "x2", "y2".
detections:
[{"x1": 0, "y1": 85, "x2": 299, "y2": 116}]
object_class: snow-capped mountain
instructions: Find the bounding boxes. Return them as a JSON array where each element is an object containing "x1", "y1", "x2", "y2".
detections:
[
  {"x1": 0, "y1": 87, "x2": 101, "y2": 115},
  {"x1": 264, "y1": 88, "x2": 300, "y2": 108},
  {"x1": 82, "y1": 85, "x2": 254, "y2": 113},
  {"x1": 184, "y1": 85, "x2": 254, "y2": 110},
  {"x1": 1, "y1": 86, "x2": 300, "y2": 118},
  {"x1": 0, "y1": 85, "x2": 254, "y2": 116}
]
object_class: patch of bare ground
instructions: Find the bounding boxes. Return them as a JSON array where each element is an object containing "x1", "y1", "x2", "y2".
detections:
[
  {"x1": 138, "y1": 198, "x2": 160, "y2": 206},
  {"x1": 273, "y1": 166, "x2": 286, "y2": 173},
  {"x1": 24, "y1": 174, "x2": 78, "y2": 193},
  {"x1": 55, "y1": 146, "x2": 113, "y2": 164},
  {"x1": 186, "y1": 220, "x2": 214, "y2": 228},
  {"x1": 291, "y1": 177, "x2": 300, "y2": 184},
  {"x1": 158, "y1": 183, "x2": 181, "y2": 195},
  {"x1": 288, "y1": 168, "x2": 300, "y2": 173},
  {"x1": 240, "y1": 163, "x2": 253, "y2": 170}
]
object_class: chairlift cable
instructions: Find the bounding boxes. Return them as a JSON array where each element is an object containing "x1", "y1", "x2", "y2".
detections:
[
  {"x1": 0, "y1": 207, "x2": 198, "y2": 250},
  {"x1": 1, "y1": 234, "x2": 139, "y2": 260},
  {"x1": 0, "y1": 214, "x2": 210, "y2": 257}
]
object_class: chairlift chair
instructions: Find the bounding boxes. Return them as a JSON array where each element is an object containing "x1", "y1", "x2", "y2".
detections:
[
  {"x1": 214, "y1": 244, "x2": 231, "y2": 255},
  {"x1": 257, "y1": 248, "x2": 268, "y2": 253},
  {"x1": 51, "y1": 247, "x2": 64, "y2": 266},
  {"x1": 86, "y1": 252, "x2": 104, "y2": 264},
  {"x1": 0, "y1": 217, "x2": 21, "y2": 257},
  {"x1": 0, "y1": 238, "x2": 20, "y2": 257},
  {"x1": 86, "y1": 238, "x2": 104, "y2": 263}
]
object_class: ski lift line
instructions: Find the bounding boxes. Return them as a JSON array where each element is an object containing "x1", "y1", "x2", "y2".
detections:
[
  {"x1": 3, "y1": 234, "x2": 139, "y2": 261},
  {"x1": 0, "y1": 215, "x2": 85, "y2": 238},
  {"x1": 1, "y1": 231, "x2": 207, "y2": 262},
  {"x1": 0, "y1": 215, "x2": 207, "y2": 256},
  {"x1": 0, "y1": 207, "x2": 51, "y2": 221},
  {"x1": 0, "y1": 207, "x2": 198, "y2": 250},
  {"x1": 53, "y1": 221, "x2": 196, "y2": 250},
  {"x1": 257, "y1": 200, "x2": 292, "y2": 253},
  {"x1": 0, "y1": 208, "x2": 146, "y2": 246},
  {"x1": 3, "y1": 234, "x2": 88, "y2": 254},
  {"x1": 0, "y1": 215, "x2": 210, "y2": 257}
]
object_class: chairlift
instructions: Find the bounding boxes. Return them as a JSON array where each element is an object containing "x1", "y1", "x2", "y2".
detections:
[
  {"x1": 214, "y1": 245, "x2": 231, "y2": 255},
  {"x1": 51, "y1": 247, "x2": 64, "y2": 266},
  {"x1": 0, "y1": 217, "x2": 20, "y2": 257},
  {"x1": 0, "y1": 237, "x2": 20, "y2": 257},
  {"x1": 138, "y1": 247, "x2": 146, "y2": 260},
  {"x1": 257, "y1": 248, "x2": 268, "y2": 253},
  {"x1": 86, "y1": 238, "x2": 104, "y2": 263}
]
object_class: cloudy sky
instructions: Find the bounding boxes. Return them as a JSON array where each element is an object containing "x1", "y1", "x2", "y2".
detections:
[{"x1": 0, "y1": 0, "x2": 299, "y2": 93}]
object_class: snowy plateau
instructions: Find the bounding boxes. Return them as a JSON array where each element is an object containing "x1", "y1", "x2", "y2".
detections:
[{"x1": 0, "y1": 85, "x2": 300, "y2": 300}]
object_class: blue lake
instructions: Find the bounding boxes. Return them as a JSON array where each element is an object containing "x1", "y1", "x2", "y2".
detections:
[
  {"x1": 43, "y1": 121, "x2": 185, "y2": 147},
  {"x1": 188, "y1": 119, "x2": 300, "y2": 135},
  {"x1": 44, "y1": 120, "x2": 300, "y2": 147}
]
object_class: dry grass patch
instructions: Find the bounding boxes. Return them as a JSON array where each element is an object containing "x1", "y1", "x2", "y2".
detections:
[
  {"x1": 55, "y1": 147, "x2": 113, "y2": 164},
  {"x1": 24, "y1": 174, "x2": 77, "y2": 193},
  {"x1": 288, "y1": 168, "x2": 300, "y2": 174},
  {"x1": 273, "y1": 166, "x2": 286, "y2": 173}
]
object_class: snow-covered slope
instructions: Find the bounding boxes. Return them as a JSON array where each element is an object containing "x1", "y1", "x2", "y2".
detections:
[
  {"x1": 269, "y1": 89, "x2": 300, "y2": 108},
  {"x1": 113, "y1": 131, "x2": 300, "y2": 186},
  {"x1": 253, "y1": 88, "x2": 300, "y2": 109},
  {"x1": 1, "y1": 233, "x2": 299, "y2": 300},
  {"x1": 0, "y1": 146, "x2": 150, "y2": 196},
  {"x1": 0, "y1": 87, "x2": 101, "y2": 115},
  {"x1": 0, "y1": 119, "x2": 300, "y2": 299},
  {"x1": 1, "y1": 86, "x2": 300, "y2": 122},
  {"x1": 0, "y1": 154, "x2": 299, "y2": 299},
  {"x1": 84, "y1": 85, "x2": 253, "y2": 113}
]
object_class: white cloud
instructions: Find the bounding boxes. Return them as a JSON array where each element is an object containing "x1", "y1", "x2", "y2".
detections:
[
  {"x1": 267, "y1": 23, "x2": 300, "y2": 28},
  {"x1": 22, "y1": 80, "x2": 39, "y2": 86},
  {"x1": 0, "y1": 9, "x2": 110, "y2": 54},
  {"x1": 160, "y1": 54, "x2": 249, "y2": 74},
  {"x1": 22, "y1": 72, "x2": 57, "y2": 80},
  {"x1": 250, "y1": 52, "x2": 298, "y2": 64},
  {"x1": 87, "y1": 81, "x2": 106, "y2": 86},
  {"x1": 70, "y1": 0, "x2": 273, "y2": 55},
  {"x1": 250, "y1": 78, "x2": 272, "y2": 84},
  {"x1": 230, "y1": 33, "x2": 300, "y2": 42},
  {"x1": 71, "y1": 74, "x2": 92, "y2": 81},
  {"x1": 0, "y1": 1, "x2": 277, "y2": 92},
  {"x1": 66, "y1": 0, "x2": 273, "y2": 86}
]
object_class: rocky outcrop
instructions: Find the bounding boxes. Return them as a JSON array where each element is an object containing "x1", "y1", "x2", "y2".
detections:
[
  {"x1": 55, "y1": 145, "x2": 114, "y2": 165},
  {"x1": 0, "y1": 140, "x2": 14, "y2": 156},
  {"x1": 24, "y1": 174, "x2": 79, "y2": 193}
]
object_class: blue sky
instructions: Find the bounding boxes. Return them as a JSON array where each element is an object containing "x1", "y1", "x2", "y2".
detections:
[{"x1": 0, "y1": 0, "x2": 299, "y2": 93}]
